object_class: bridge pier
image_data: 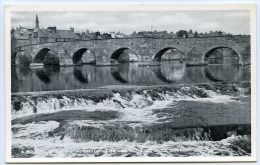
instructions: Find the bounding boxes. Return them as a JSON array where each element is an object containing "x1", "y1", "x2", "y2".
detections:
[
  {"x1": 59, "y1": 60, "x2": 73, "y2": 66},
  {"x1": 59, "y1": 57, "x2": 73, "y2": 66},
  {"x1": 96, "y1": 49, "x2": 117, "y2": 66},
  {"x1": 184, "y1": 47, "x2": 204, "y2": 64},
  {"x1": 58, "y1": 50, "x2": 74, "y2": 66}
]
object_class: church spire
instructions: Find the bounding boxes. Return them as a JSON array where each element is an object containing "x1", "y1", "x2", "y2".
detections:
[{"x1": 36, "y1": 14, "x2": 39, "y2": 29}]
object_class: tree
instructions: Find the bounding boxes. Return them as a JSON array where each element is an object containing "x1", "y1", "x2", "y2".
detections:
[
  {"x1": 176, "y1": 30, "x2": 188, "y2": 38},
  {"x1": 189, "y1": 29, "x2": 193, "y2": 34},
  {"x1": 194, "y1": 31, "x2": 199, "y2": 38}
]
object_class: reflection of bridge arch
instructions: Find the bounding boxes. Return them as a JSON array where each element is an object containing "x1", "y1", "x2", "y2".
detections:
[
  {"x1": 153, "y1": 67, "x2": 172, "y2": 83},
  {"x1": 154, "y1": 61, "x2": 186, "y2": 83},
  {"x1": 73, "y1": 66, "x2": 88, "y2": 83},
  {"x1": 152, "y1": 47, "x2": 186, "y2": 62},
  {"x1": 204, "y1": 46, "x2": 240, "y2": 64},
  {"x1": 34, "y1": 48, "x2": 60, "y2": 65},
  {"x1": 204, "y1": 65, "x2": 241, "y2": 82},
  {"x1": 33, "y1": 66, "x2": 60, "y2": 83},
  {"x1": 110, "y1": 66, "x2": 128, "y2": 83},
  {"x1": 110, "y1": 47, "x2": 139, "y2": 61},
  {"x1": 71, "y1": 48, "x2": 96, "y2": 64},
  {"x1": 204, "y1": 68, "x2": 223, "y2": 82}
]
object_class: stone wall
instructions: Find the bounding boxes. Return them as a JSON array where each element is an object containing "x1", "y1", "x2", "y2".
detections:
[{"x1": 13, "y1": 35, "x2": 251, "y2": 66}]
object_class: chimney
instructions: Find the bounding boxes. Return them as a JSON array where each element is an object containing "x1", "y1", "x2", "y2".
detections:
[{"x1": 47, "y1": 26, "x2": 57, "y2": 33}]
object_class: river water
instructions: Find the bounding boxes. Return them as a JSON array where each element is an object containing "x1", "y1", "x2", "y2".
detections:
[
  {"x1": 11, "y1": 60, "x2": 251, "y2": 158},
  {"x1": 11, "y1": 61, "x2": 250, "y2": 93}
]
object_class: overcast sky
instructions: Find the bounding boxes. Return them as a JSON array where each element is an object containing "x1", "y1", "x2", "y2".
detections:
[{"x1": 11, "y1": 10, "x2": 250, "y2": 35}]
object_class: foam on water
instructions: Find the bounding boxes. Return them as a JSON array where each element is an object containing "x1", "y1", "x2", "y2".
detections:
[
  {"x1": 11, "y1": 84, "x2": 246, "y2": 120},
  {"x1": 12, "y1": 130, "x2": 251, "y2": 158},
  {"x1": 11, "y1": 83, "x2": 251, "y2": 158},
  {"x1": 12, "y1": 121, "x2": 60, "y2": 139}
]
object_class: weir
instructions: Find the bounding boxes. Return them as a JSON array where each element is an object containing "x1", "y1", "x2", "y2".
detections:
[{"x1": 11, "y1": 80, "x2": 251, "y2": 158}]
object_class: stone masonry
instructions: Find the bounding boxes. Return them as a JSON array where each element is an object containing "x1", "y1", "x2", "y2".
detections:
[{"x1": 13, "y1": 35, "x2": 250, "y2": 66}]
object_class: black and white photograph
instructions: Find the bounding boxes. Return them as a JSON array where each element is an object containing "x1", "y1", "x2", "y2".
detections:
[{"x1": 5, "y1": 4, "x2": 257, "y2": 163}]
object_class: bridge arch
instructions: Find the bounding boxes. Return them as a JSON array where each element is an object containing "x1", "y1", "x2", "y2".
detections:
[
  {"x1": 203, "y1": 46, "x2": 242, "y2": 64},
  {"x1": 110, "y1": 47, "x2": 139, "y2": 62},
  {"x1": 152, "y1": 47, "x2": 186, "y2": 62},
  {"x1": 34, "y1": 48, "x2": 60, "y2": 65},
  {"x1": 71, "y1": 48, "x2": 96, "y2": 64}
]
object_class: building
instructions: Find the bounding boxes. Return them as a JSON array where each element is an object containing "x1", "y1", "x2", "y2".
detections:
[
  {"x1": 12, "y1": 26, "x2": 33, "y2": 46},
  {"x1": 102, "y1": 33, "x2": 112, "y2": 39},
  {"x1": 12, "y1": 15, "x2": 83, "y2": 46},
  {"x1": 110, "y1": 32, "x2": 116, "y2": 38},
  {"x1": 115, "y1": 32, "x2": 124, "y2": 38}
]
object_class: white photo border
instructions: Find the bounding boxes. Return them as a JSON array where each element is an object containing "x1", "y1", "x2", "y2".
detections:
[{"x1": 4, "y1": 3, "x2": 257, "y2": 163}]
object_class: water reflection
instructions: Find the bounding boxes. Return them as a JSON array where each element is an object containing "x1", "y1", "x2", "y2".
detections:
[
  {"x1": 111, "y1": 66, "x2": 128, "y2": 83},
  {"x1": 73, "y1": 66, "x2": 88, "y2": 83},
  {"x1": 159, "y1": 61, "x2": 186, "y2": 82},
  {"x1": 34, "y1": 66, "x2": 60, "y2": 83},
  {"x1": 154, "y1": 68, "x2": 172, "y2": 83},
  {"x1": 204, "y1": 68, "x2": 223, "y2": 82},
  {"x1": 11, "y1": 61, "x2": 251, "y2": 93},
  {"x1": 116, "y1": 62, "x2": 139, "y2": 83},
  {"x1": 11, "y1": 67, "x2": 33, "y2": 93},
  {"x1": 205, "y1": 65, "x2": 241, "y2": 82}
]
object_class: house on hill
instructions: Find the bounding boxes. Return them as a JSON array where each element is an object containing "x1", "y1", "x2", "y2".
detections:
[
  {"x1": 37, "y1": 28, "x2": 60, "y2": 43},
  {"x1": 56, "y1": 28, "x2": 81, "y2": 42},
  {"x1": 12, "y1": 26, "x2": 32, "y2": 46},
  {"x1": 12, "y1": 15, "x2": 82, "y2": 47}
]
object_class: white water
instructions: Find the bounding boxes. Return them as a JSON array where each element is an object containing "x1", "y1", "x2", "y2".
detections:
[
  {"x1": 11, "y1": 86, "x2": 240, "y2": 120},
  {"x1": 12, "y1": 121, "x2": 250, "y2": 157},
  {"x1": 11, "y1": 84, "x2": 251, "y2": 158}
]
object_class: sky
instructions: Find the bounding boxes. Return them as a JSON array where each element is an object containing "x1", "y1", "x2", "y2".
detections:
[{"x1": 10, "y1": 10, "x2": 250, "y2": 35}]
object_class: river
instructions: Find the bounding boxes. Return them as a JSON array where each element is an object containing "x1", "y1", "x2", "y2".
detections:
[
  {"x1": 11, "y1": 60, "x2": 251, "y2": 158},
  {"x1": 11, "y1": 61, "x2": 250, "y2": 93}
]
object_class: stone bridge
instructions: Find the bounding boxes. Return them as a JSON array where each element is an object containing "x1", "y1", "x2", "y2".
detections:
[{"x1": 14, "y1": 35, "x2": 251, "y2": 66}]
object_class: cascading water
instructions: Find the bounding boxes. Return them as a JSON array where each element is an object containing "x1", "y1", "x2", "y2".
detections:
[
  {"x1": 11, "y1": 82, "x2": 251, "y2": 158},
  {"x1": 11, "y1": 84, "x2": 245, "y2": 118}
]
